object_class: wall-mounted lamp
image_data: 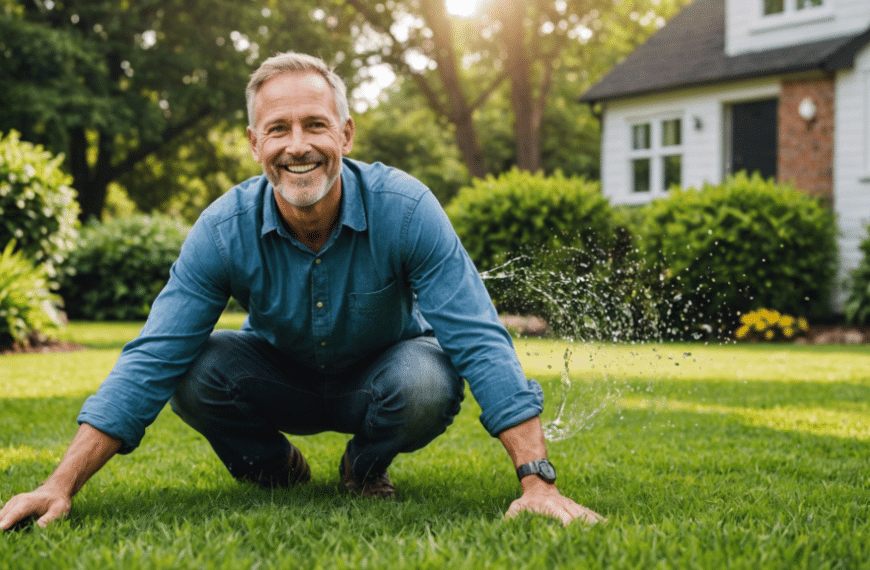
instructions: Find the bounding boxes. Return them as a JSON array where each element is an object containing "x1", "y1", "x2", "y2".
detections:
[{"x1": 798, "y1": 97, "x2": 817, "y2": 122}]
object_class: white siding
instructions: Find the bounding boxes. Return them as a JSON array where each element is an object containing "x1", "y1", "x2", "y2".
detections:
[
  {"x1": 726, "y1": 0, "x2": 870, "y2": 57},
  {"x1": 600, "y1": 78, "x2": 780, "y2": 206},
  {"x1": 833, "y1": 42, "x2": 870, "y2": 309}
]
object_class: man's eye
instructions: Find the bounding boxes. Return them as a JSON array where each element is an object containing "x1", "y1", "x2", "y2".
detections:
[{"x1": 268, "y1": 125, "x2": 285, "y2": 133}]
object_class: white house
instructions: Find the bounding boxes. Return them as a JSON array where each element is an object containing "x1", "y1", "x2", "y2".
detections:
[{"x1": 579, "y1": 0, "x2": 870, "y2": 310}]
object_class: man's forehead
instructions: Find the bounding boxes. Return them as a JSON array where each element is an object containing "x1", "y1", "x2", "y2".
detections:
[{"x1": 254, "y1": 71, "x2": 337, "y2": 118}]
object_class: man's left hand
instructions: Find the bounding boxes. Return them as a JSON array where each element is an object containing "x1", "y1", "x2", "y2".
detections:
[{"x1": 505, "y1": 479, "x2": 606, "y2": 526}]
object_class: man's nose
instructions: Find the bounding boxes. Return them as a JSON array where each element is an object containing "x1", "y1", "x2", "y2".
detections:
[{"x1": 283, "y1": 127, "x2": 310, "y2": 155}]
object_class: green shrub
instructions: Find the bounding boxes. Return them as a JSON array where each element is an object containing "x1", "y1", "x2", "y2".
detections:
[
  {"x1": 59, "y1": 215, "x2": 190, "y2": 320},
  {"x1": 445, "y1": 169, "x2": 665, "y2": 340},
  {"x1": 844, "y1": 226, "x2": 870, "y2": 324},
  {"x1": 445, "y1": 168, "x2": 617, "y2": 273},
  {"x1": 633, "y1": 172, "x2": 837, "y2": 336},
  {"x1": 0, "y1": 240, "x2": 62, "y2": 347},
  {"x1": 0, "y1": 130, "x2": 79, "y2": 280}
]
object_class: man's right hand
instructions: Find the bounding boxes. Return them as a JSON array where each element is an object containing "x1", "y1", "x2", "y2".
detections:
[
  {"x1": 0, "y1": 485, "x2": 72, "y2": 530},
  {"x1": 1, "y1": 423, "x2": 122, "y2": 531}
]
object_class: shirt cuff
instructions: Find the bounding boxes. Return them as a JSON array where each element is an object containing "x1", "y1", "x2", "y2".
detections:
[
  {"x1": 479, "y1": 378, "x2": 544, "y2": 437},
  {"x1": 77, "y1": 395, "x2": 150, "y2": 454}
]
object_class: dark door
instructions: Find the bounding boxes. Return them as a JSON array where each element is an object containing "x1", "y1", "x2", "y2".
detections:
[{"x1": 731, "y1": 99, "x2": 778, "y2": 180}]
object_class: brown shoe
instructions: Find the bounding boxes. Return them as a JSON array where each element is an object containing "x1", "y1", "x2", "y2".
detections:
[
  {"x1": 340, "y1": 450, "x2": 396, "y2": 499},
  {"x1": 286, "y1": 444, "x2": 311, "y2": 486},
  {"x1": 245, "y1": 444, "x2": 310, "y2": 489}
]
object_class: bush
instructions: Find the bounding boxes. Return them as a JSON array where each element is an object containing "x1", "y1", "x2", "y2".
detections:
[
  {"x1": 0, "y1": 240, "x2": 61, "y2": 347},
  {"x1": 632, "y1": 172, "x2": 838, "y2": 336},
  {"x1": 59, "y1": 215, "x2": 190, "y2": 320},
  {"x1": 445, "y1": 169, "x2": 617, "y2": 274},
  {"x1": 0, "y1": 130, "x2": 79, "y2": 280},
  {"x1": 445, "y1": 169, "x2": 665, "y2": 341},
  {"x1": 844, "y1": 226, "x2": 870, "y2": 324}
]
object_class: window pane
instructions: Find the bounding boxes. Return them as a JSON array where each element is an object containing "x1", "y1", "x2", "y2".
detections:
[
  {"x1": 663, "y1": 155, "x2": 681, "y2": 190},
  {"x1": 764, "y1": 0, "x2": 784, "y2": 14},
  {"x1": 632, "y1": 158, "x2": 650, "y2": 192},
  {"x1": 796, "y1": 0, "x2": 823, "y2": 8},
  {"x1": 632, "y1": 124, "x2": 650, "y2": 150},
  {"x1": 662, "y1": 118, "x2": 681, "y2": 146}
]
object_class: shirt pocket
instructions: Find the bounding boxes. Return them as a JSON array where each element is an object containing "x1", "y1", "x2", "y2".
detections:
[{"x1": 347, "y1": 280, "x2": 405, "y2": 357}]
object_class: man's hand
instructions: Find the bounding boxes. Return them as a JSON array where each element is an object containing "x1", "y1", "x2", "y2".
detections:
[
  {"x1": 1, "y1": 423, "x2": 121, "y2": 531},
  {"x1": 498, "y1": 416, "x2": 606, "y2": 526},
  {"x1": 505, "y1": 477, "x2": 606, "y2": 526},
  {"x1": 0, "y1": 485, "x2": 72, "y2": 530}
]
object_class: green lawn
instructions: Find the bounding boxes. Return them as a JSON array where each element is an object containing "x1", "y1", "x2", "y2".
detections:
[{"x1": 2, "y1": 319, "x2": 869, "y2": 569}]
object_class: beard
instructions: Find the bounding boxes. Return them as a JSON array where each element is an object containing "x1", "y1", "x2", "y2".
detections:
[{"x1": 266, "y1": 153, "x2": 339, "y2": 208}]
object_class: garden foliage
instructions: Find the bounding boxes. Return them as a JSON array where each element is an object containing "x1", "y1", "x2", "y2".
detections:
[
  {"x1": 59, "y1": 215, "x2": 189, "y2": 320},
  {"x1": 445, "y1": 168, "x2": 617, "y2": 273},
  {"x1": 0, "y1": 240, "x2": 61, "y2": 347},
  {"x1": 0, "y1": 130, "x2": 79, "y2": 279},
  {"x1": 734, "y1": 308, "x2": 809, "y2": 342},
  {"x1": 445, "y1": 169, "x2": 664, "y2": 340},
  {"x1": 844, "y1": 225, "x2": 870, "y2": 324},
  {"x1": 633, "y1": 172, "x2": 837, "y2": 334}
]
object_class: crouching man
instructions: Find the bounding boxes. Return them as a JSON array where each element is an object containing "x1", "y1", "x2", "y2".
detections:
[{"x1": 0, "y1": 52, "x2": 604, "y2": 530}]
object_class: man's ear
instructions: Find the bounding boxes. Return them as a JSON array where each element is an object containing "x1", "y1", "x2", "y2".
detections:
[
  {"x1": 247, "y1": 126, "x2": 262, "y2": 163},
  {"x1": 341, "y1": 118, "x2": 355, "y2": 156}
]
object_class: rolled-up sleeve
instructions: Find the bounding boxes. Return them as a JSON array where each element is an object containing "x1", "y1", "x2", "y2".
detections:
[
  {"x1": 77, "y1": 214, "x2": 231, "y2": 453},
  {"x1": 401, "y1": 190, "x2": 544, "y2": 436}
]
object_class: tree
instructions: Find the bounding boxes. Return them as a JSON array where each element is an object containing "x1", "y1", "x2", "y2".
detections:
[
  {"x1": 0, "y1": 0, "x2": 354, "y2": 221},
  {"x1": 352, "y1": 81, "x2": 470, "y2": 204},
  {"x1": 336, "y1": 0, "x2": 691, "y2": 177}
]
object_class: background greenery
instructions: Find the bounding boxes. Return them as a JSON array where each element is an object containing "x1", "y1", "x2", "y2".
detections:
[
  {"x1": 1, "y1": 317, "x2": 868, "y2": 569},
  {"x1": 57, "y1": 214, "x2": 190, "y2": 321}
]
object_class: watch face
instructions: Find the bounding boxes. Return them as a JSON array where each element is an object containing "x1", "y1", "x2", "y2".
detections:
[{"x1": 538, "y1": 460, "x2": 556, "y2": 481}]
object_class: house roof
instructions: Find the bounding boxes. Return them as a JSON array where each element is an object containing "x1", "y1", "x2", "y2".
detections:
[{"x1": 578, "y1": 0, "x2": 870, "y2": 104}]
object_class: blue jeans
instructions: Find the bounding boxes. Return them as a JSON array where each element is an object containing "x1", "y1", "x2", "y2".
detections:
[{"x1": 170, "y1": 329, "x2": 464, "y2": 486}]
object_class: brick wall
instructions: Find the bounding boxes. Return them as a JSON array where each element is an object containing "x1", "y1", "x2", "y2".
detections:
[{"x1": 778, "y1": 76, "x2": 835, "y2": 203}]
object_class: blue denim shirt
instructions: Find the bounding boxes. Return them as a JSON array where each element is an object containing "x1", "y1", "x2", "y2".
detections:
[{"x1": 78, "y1": 159, "x2": 543, "y2": 453}]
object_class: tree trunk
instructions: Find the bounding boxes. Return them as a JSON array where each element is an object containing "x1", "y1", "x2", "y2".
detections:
[
  {"x1": 501, "y1": 4, "x2": 541, "y2": 172},
  {"x1": 421, "y1": 0, "x2": 489, "y2": 178},
  {"x1": 68, "y1": 127, "x2": 107, "y2": 223}
]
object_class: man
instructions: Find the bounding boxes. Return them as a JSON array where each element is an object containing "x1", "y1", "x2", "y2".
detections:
[{"x1": 0, "y1": 52, "x2": 604, "y2": 530}]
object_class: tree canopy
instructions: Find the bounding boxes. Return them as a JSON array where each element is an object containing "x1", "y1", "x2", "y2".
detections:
[
  {"x1": 0, "y1": 0, "x2": 355, "y2": 220},
  {"x1": 1, "y1": 0, "x2": 693, "y2": 220}
]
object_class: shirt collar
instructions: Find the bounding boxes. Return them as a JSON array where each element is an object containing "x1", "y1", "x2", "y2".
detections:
[{"x1": 260, "y1": 159, "x2": 368, "y2": 238}]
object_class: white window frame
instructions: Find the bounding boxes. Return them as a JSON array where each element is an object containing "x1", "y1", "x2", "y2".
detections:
[
  {"x1": 753, "y1": 0, "x2": 833, "y2": 33},
  {"x1": 627, "y1": 114, "x2": 684, "y2": 197}
]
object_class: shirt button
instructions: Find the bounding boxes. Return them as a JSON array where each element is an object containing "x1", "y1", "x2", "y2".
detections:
[
  {"x1": 316, "y1": 301, "x2": 324, "y2": 308},
  {"x1": 321, "y1": 341, "x2": 327, "y2": 346},
  {"x1": 315, "y1": 259, "x2": 322, "y2": 264}
]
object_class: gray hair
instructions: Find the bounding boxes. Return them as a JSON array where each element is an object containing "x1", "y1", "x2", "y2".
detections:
[{"x1": 245, "y1": 52, "x2": 350, "y2": 128}]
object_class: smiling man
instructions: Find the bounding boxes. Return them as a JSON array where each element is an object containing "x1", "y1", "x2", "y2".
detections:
[{"x1": 0, "y1": 52, "x2": 604, "y2": 530}]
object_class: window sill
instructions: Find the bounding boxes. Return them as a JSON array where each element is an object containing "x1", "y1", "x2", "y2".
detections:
[{"x1": 749, "y1": 8, "x2": 834, "y2": 34}]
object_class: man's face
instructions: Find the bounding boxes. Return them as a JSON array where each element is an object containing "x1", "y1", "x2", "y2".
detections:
[{"x1": 247, "y1": 71, "x2": 354, "y2": 208}]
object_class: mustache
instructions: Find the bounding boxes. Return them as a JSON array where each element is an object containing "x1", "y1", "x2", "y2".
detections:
[{"x1": 276, "y1": 153, "x2": 325, "y2": 166}]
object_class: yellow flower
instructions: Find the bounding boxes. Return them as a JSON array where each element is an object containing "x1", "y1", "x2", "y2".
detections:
[
  {"x1": 782, "y1": 327, "x2": 794, "y2": 338},
  {"x1": 740, "y1": 312, "x2": 758, "y2": 325},
  {"x1": 764, "y1": 329, "x2": 775, "y2": 340},
  {"x1": 798, "y1": 317, "x2": 809, "y2": 331},
  {"x1": 779, "y1": 315, "x2": 794, "y2": 328},
  {"x1": 735, "y1": 325, "x2": 750, "y2": 339}
]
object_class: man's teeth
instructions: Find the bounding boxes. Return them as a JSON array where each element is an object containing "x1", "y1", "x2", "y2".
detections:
[{"x1": 282, "y1": 163, "x2": 319, "y2": 174}]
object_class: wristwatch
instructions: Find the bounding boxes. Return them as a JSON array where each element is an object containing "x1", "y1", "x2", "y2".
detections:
[{"x1": 516, "y1": 458, "x2": 556, "y2": 484}]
